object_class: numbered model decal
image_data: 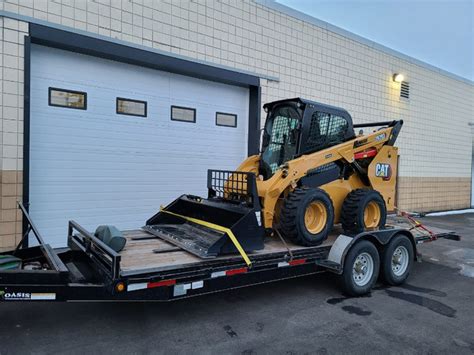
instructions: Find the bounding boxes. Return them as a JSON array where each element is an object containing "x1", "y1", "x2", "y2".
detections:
[{"x1": 375, "y1": 163, "x2": 392, "y2": 181}]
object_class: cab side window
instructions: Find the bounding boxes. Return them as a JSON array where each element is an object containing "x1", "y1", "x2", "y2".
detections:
[{"x1": 305, "y1": 112, "x2": 348, "y2": 153}]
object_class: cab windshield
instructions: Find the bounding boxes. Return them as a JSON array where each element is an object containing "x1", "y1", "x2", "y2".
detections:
[{"x1": 260, "y1": 104, "x2": 301, "y2": 179}]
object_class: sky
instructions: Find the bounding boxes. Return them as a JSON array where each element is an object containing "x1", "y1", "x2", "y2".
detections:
[{"x1": 277, "y1": 0, "x2": 474, "y2": 81}]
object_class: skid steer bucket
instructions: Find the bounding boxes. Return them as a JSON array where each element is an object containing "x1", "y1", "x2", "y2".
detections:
[{"x1": 144, "y1": 170, "x2": 265, "y2": 259}]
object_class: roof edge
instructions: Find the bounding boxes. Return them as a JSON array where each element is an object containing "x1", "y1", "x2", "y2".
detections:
[{"x1": 256, "y1": 0, "x2": 473, "y2": 86}]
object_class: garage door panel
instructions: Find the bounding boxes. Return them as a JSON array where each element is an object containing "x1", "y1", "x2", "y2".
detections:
[{"x1": 30, "y1": 45, "x2": 250, "y2": 247}]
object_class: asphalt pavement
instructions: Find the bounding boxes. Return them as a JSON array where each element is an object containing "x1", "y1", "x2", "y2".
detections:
[{"x1": 0, "y1": 213, "x2": 473, "y2": 355}]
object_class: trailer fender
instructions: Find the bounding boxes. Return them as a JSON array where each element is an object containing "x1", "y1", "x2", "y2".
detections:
[
  {"x1": 359, "y1": 229, "x2": 419, "y2": 263},
  {"x1": 325, "y1": 229, "x2": 418, "y2": 274}
]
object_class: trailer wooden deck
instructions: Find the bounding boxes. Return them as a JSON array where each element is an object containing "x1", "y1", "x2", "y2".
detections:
[
  {"x1": 119, "y1": 229, "x2": 338, "y2": 276},
  {"x1": 115, "y1": 216, "x2": 452, "y2": 276}
]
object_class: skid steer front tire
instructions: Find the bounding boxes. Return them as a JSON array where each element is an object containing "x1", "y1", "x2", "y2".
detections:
[
  {"x1": 341, "y1": 189, "x2": 387, "y2": 234},
  {"x1": 280, "y1": 187, "x2": 334, "y2": 246}
]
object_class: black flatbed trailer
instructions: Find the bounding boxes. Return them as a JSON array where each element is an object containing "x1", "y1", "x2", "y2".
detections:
[{"x1": 0, "y1": 204, "x2": 460, "y2": 302}]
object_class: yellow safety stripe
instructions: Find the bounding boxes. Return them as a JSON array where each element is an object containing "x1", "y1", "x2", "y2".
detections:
[{"x1": 159, "y1": 208, "x2": 252, "y2": 267}]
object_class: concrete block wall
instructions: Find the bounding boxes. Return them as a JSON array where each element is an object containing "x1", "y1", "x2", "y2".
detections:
[{"x1": 0, "y1": 0, "x2": 473, "y2": 249}]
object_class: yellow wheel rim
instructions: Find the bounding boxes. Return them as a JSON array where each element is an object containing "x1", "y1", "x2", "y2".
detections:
[
  {"x1": 364, "y1": 201, "x2": 381, "y2": 228},
  {"x1": 304, "y1": 201, "x2": 327, "y2": 234}
]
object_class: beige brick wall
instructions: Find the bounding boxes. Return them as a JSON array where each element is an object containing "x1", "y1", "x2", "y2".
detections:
[
  {"x1": 0, "y1": 0, "x2": 473, "y2": 248},
  {"x1": 398, "y1": 177, "x2": 471, "y2": 212},
  {"x1": 0, "y1": 16, "x2": 27, "y2": 250}
]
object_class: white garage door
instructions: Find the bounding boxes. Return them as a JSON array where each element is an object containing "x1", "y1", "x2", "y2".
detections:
[{"x1": 30, "y1": 45, "x2": 249, "y2": 247}]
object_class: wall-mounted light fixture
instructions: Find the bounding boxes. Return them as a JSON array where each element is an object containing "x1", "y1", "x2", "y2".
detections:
[{"x1": 393, "y1": 73, "x2": 405, "y2": 83}]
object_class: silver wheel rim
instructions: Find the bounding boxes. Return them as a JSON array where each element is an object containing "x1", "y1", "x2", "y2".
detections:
[
  {"x1": 392, "y1": 246, "x2": 409, "y2": 276},
  {"x1": 352, "y1": 252, "x2": 374, "y2": 286}
]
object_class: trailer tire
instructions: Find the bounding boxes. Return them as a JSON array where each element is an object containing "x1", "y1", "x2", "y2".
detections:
[
  {"x1": 380, "y1": 234, "x2": 414, "y2": 286},
  {"x1": 341, "y1": 189, "x2": 387, "y2": 234},
  {"x1": 340, "y1": 240, "x2": 380, "y2": 296},
  {"x1": 280, "y1": 187, "x2": 334, "y2": 246}
]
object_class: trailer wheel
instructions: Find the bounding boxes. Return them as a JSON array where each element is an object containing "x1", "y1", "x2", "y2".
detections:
[
  {"x1": 380, "y1": 234, "x2": 414, "y2": 285},
  {"x1": 280, "y1": 187, "x2": 334, "y2": 246},
  {"x1": 340, "y1": 240, "x2": 380, "y2": 296},
  {"x1": 341, "y1": 189, "x2": 387, "y2": 234}
]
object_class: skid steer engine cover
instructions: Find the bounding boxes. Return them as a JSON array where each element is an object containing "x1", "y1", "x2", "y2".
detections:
[{"x1": 144, "y1": 170, "x2": 265, "y2": 258}]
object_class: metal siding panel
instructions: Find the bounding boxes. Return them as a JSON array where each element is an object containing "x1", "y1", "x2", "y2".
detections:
[{"x1": 29, "y1": 45, "x2": 249, "y2": 247}]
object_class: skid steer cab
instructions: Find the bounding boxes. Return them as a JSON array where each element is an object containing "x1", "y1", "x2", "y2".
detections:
[{"x1": 148, "y1": 97, "x2": 403, "y2": 259}]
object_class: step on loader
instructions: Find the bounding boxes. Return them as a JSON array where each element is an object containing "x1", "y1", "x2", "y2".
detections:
[{"x1": 145, "y1": 98, "x2": 403, "y2": 261}]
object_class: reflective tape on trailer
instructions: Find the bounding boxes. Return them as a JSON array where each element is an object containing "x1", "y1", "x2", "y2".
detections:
[
  {"x1": 173, "y1": 280, "x2": 205, "y2": 297},
  {"x1": 127, "y1": 279, "x2": 176, "y2": 292},
  {"x1": 211, "y1": 267, "x2": 248, "y2": 278},
  {"x1": 127, "y1": 259, "x2": 307, "y2": 293},
  {"x1": 278, "y1": 259, "x2": 307, "y2": 267}
]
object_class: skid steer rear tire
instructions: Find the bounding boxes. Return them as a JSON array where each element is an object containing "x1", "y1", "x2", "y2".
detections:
[
  {"x1": 341, "y1": 189, "x2": 387, "y2": 234},
  {"x1": 280, "y1": 187, "x2": 334, "y2": 246}
]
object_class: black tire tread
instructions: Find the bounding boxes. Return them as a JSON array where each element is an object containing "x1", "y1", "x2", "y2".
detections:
[
  {"x1": 380, "y1": 234, "x2": 414, "y2": 286},
  {"x1": 340, "y1": 239, "x2": 380, "y2": 296},
  {"x1": 279, "y1": 187, "x2": 333, "y2": 246},
  {"x1": 341, "y1": 188, "x2": 386, "y2": 234}
]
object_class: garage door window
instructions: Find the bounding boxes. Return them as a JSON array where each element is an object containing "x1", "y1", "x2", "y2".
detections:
[
  {"x1": 49, "y1": 87, "x2": 87, "y2": 110},
  {"x1": 171, "y1": 106, "x2": 196, "y2": 123},
  {"x1": 116, "y1": 97, "x2": 147, "y2": 117},
  {"x1": 216, "y1": 112, "x2": 237, "y2": 127}
]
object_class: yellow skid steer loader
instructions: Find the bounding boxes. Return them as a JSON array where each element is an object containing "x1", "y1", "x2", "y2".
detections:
[{"x1": 145, "y1": 98, "x2": 403, "y2": 259}]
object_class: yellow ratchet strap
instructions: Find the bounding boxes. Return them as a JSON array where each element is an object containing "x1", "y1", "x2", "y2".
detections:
[{"x1": 159, "y1": 208, "x2": 252, "y2": 267}]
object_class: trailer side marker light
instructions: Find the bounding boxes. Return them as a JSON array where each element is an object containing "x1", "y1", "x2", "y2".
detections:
[
  {"x1": 115, "y1": 282, "x2": 125, "y2": 292},
  {"x1": 226, "y1": 267, "x2": 248, "y2": 276},
  {"x1": 148, "y1": 279, "x2": 176, "y2": 289},
  {"x1": 288, "y1": 259, "x2": 307, "y2": 266}
]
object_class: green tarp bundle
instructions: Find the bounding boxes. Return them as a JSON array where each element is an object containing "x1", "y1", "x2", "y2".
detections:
[
  {"x1": 0, "y1": 255, "x2": 21, "y2": 270},
  {"x1": 94, "y1": 225, "x2": 126, "y2": 252}
]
